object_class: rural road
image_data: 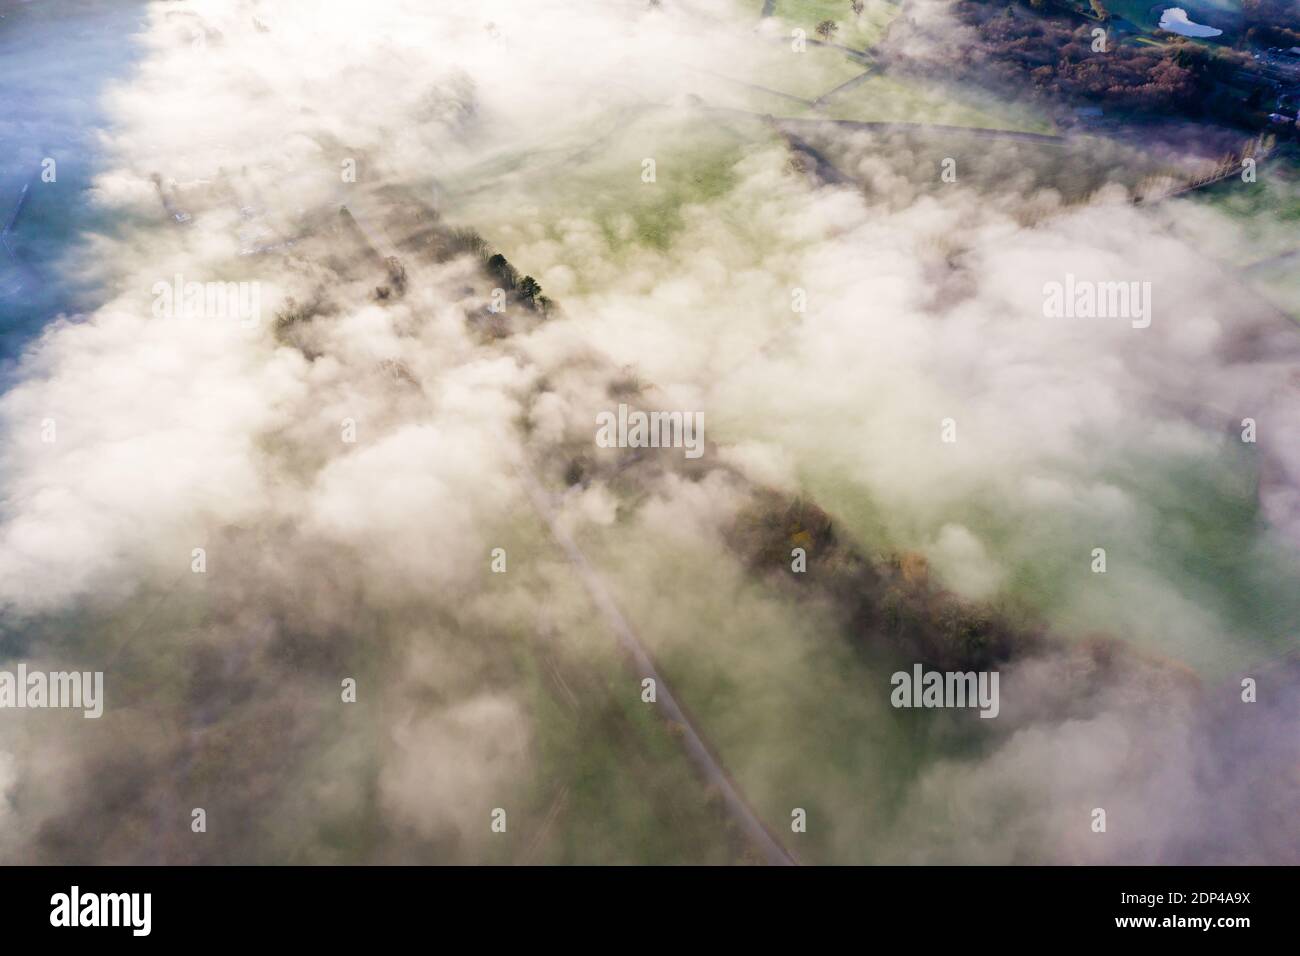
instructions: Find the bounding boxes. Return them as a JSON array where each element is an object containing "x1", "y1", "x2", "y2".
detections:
[{"x1": 519, "y1": 462, "x2": 799, "y2": 866}]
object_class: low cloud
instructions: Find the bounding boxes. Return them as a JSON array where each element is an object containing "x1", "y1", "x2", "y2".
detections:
[{"x1": 0, "y1": 0, "x2": 1295, "y2": 863}]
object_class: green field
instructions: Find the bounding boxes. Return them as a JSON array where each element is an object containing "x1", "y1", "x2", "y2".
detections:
[
  {"x1": 734, "y1": 0, "x2": 1054, "y2": 131},
  {"x1": 439, "y1": 0, "x2": 1066, "y2": 268},
  {"x1": 773, "y1": 0, "x2": 900, "y2": 51},
  {"x1": 1186, "y1": 155, "x2": 1300, "y2": 321},
  {"x1": 439, "y1": 105, "x2": 774, "y2": 270},
  {"x1": 741, "y1": 40, "x2": 869, "y2": 102},
  {"x1": 814, "y1": 73, "x2": 1057, "y2": 132}
]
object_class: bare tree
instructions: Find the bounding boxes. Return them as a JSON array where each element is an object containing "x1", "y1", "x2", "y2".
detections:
[{"x1": 816, "y1": 19, "x2": 839, "y2": 41}]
